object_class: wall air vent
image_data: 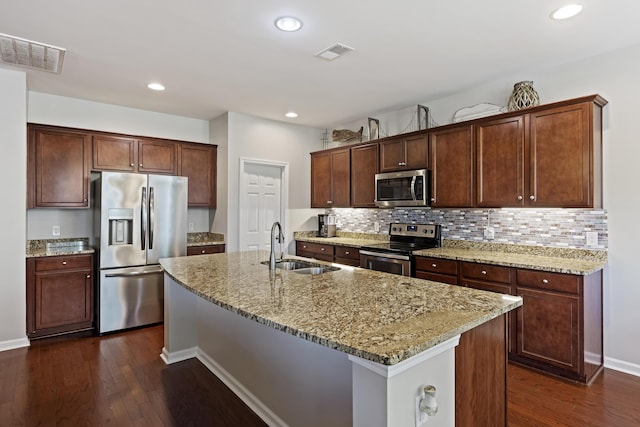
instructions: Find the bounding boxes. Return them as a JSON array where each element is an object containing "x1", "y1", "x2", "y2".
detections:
[
  {"x1": 0, "y1": 33, "x2": 65, "y2": 74},
  {"x1": 315, "y1": 43, "x2": 354, "y2": 61}
]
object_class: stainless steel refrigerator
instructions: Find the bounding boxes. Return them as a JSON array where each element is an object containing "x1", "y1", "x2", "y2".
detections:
[{"x1": 94, "y1": 171, "x2": 187, "y2": 334}]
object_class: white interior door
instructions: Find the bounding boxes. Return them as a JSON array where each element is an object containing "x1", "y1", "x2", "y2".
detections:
[{"x1": 240, "y1": 160, "x2": 287, "y2": 252}]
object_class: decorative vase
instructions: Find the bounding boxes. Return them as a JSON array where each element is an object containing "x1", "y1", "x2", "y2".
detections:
[{"x1": 507, "y1": 81, "x2": 540, "y2": 111}]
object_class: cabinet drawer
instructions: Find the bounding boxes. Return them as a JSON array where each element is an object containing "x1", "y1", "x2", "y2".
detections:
[
  {"x1": 296, "y1": 241, "x2": 335, "y2": 256},
  {"x1": 461, "y1": 262, "x2": 511, "y2": 284},
  {"x1": 516, "y1": 269, "x2": 580, "y2": 294},
  {"x1": 415, "y1": 270, "x2": 458, "y2": 285},
  {"x1": 187, "y1": 244, "x2": 225, "y2": 256},
  {"x1": 35, "y1": 254, "x2": 93, "y2": 272},
  {"x1": 335, "y1": 246, "x2": 359, "y2": 261},
  {"x1": 414, "y1": 257, "x2": 458, "y2": 276}
]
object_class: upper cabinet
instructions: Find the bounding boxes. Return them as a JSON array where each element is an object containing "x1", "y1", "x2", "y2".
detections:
[
  {"x1": 311, "y1": 147, "x2": 351, "y2": 208},
  {"x1": 430, "y1": 124, "x2": 475, "y2": 208},
  {"x1": 93, "y1": 135, "x2": 177, "y2": 175},
  {"x1": 27, "y1": 125, "x2": 92, "y2": 208},
  {"x1": 379, "y1": 133, "x2": 429, "y2": 173},
  {"x1": 351, "y1": 143, "x2": 379, "y2": 208},
  {"x1": 178, "y1": 143, "x2": 217, "y2": 208},
  {"x1": 476, "y1": 96, "x2": 606, "y2": 208}
]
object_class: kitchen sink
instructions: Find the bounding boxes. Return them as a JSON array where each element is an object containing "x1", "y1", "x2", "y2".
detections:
[{"x1": 261, "y1": 259, "x2": 340, "y2": 275}]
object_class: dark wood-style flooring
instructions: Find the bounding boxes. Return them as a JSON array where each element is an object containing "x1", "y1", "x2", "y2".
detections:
[{"x1": 1, "y1": 325, "x2": 639, "y2": 426}]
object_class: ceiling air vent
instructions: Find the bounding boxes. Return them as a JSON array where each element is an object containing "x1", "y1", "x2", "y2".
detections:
[
  {"x1": 315, "y1": 43, "x2": 354, "y2": 61},
  {"x1": 0, "y1": 33, "x2": 66, "y2": 74}
]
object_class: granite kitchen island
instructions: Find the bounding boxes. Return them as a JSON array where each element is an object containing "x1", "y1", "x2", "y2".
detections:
[{"x1": 160, "y1": 251, "x2": 522, "y2": 427}]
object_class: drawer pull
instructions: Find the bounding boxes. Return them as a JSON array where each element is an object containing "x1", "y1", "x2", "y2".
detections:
[
  {"x1": 431, "y1": 263, "x2": 437, "y2": 268},
  {"x1": 201, "y1": 250, "x2": 206, "y2": 253},
  {"x1": 320, "y1": 247, "x2": 325, "y2": 251},
  {"x1": 303, "y1": 245, "x2": 307, "y2": 249},
  {"x1": 130, "y1": 163, "x2": 135, "y2": 167},
  {"x1": 542, "y1": 279, "x2": 549, "y2": 284},
  {"x1": 86, "y1": 275, "x2": 91, "y2": 279},
  {"x1": 481, "y1": 270, "x2": 487, "y2": 275},
  {"x1": 62, "y1": 261, "x2": 67, "y2": 265},
  {"x1": 345, "y1": 251, "x2": 350, "y2": 255}
]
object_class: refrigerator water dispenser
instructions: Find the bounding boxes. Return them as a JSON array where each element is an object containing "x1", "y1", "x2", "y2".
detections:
[{"x1": 108, "y1": 208, "x2": 133, "y2": 245}]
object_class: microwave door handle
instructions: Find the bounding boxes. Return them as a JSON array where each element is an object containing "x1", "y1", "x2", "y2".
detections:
[
  {"x1": 141, "y1": 187, "x2": 147, "y2": 250},
  {"x1": 410, "y1": 176, "x2": 417, "y2": 201},
  {"x1": 149, "y1": 187, "x2": 155, "y2": 250}
]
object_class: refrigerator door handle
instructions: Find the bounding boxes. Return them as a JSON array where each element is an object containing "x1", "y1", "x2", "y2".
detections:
[
  {"x1": 104, "y1": 267, "x2": 164, "y2": 278},
  {"x1": 141, "y1": 187, "x2": 147, "y2": 250},
  {"x1": 149, "y1": 186, "x2": 155, "y2": 250}
]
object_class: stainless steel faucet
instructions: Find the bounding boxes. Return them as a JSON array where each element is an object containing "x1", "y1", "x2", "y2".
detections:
[{"x1": 269, "y1": 221, "x2": 284, "y2": 270}]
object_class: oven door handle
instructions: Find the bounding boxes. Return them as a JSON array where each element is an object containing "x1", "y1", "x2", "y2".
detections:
[{"x1": 359, "y1": 250, "x2": 411, "y2": 261}]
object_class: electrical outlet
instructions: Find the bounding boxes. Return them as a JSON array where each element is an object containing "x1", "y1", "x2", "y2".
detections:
[
  {"x1": 586, "y1": 231, "x2": 598, "y2": 246},
  {"x1": 484, "y1": 226, "x2": 494, "y2": 240},
  {"x1": 188, "y1": 222, "x2": 194, "y2": 231},
  {"x1": 52, "y1": 225, "x2": 60, "y2": 236}
]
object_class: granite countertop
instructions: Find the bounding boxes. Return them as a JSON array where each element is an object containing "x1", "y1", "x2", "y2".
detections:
[
  {"x1": 26, "y1": 238, "x2": 95, "y2": 258},
  {"x1": 187, "y1": 232, "x2": 225, "y2": 247},
  {"x1": 160, "y1": 250, "x2": 522, "y2": 366},
  {"x1": 414, "y1": 240, "x2": 607, "y2": 275},
  {"x1": 294, "y1": 230, "x2": 387, "y2": 248}
]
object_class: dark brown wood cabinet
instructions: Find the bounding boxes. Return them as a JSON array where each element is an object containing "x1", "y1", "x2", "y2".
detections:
[
  {"x1": 350, "y1": 143, "x2": 378, "y2": 208},
  {"x1": 334, "y1": 245, "x2": 360, "y2": 267},
  {"x1": 27, "y1": 125, "x2": 92, "y2": 208},
  {"x1": 429, "y1": 124, "x2": 475, "y2": 207},
  {"x1": 187, "y1": 244, "x2": 225, "y2": 256},
  {"x1": 295, "y1": 241, "x2": 335, "y2": 262},
  {"x1": 26, "y1": 254, "x2": 94, "y2": 338},
  {"x1": 512, "y1": 268, "x2": 603, "y2": 384},
  {"x1": 414, "y1": 256, "x2": 458, "y2": 285},
  {"x1": 178, "y1": 143, "x2": 217, "y2": 207},
  {"x1": 92, "y1": 135, "x2": 177, "y2": 174},
  {"x1": 476, "y1": 96, "x2": 606, "y2": 208},
  {"x1": 310, "y1": 148, "x2": 350, "y2": 208},
  {"x1": 379, "y1": 132, "x2": 428, "y2": 173}
]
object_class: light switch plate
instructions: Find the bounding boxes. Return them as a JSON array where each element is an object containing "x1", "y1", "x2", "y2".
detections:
[
  {"x1": 188, "y1": 222, "x2": 194, "y2": 231},
  {"x1": 52, "y1": 225, "x2": 60, "y2": 236},
  {"x1": 586, "y1": 231, "x2": 598, "y2": 246},
  {"x1": 484, "y1": 226, "x2": 494, "y2": 240}
]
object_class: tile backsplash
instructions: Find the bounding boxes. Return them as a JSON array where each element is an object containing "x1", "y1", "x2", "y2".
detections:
[{"x1": 328, "y1": 208, "x2": 608, "y2": 249}]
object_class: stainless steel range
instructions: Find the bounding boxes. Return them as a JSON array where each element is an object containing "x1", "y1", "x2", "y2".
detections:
[{"x1": 359, "y1": 223, "x2": 441, "y2": 277}]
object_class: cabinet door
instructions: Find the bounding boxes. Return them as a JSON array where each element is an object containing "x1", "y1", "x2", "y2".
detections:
[
  {"x1": 92, "y1": 135, "x2": 137, "y2": 172},
  {"x1": 476, "y1": 116, "x2": 526, "y2": 207},
  {"x1": 179, "y1": 144, "x2": 217, "y2": 207},
  {"x1": 351, "y1": 143, "x2": 378, "y2": 207},
  {"x1": 311, "y1": 151, "x2": 332, "y2": 208},
  {"x1": 34, "y1": 269, "x2": 93, "y2": 331},
  {"x1": 137, "y1": 138, "x2": 177, "y2": 174},
  {"x1": 430, "y1": 125, "x2": 474, "y2": 207},
  {"x1": 404, "y1": 134, "x2": 429, "y2": 170},
  {"x1": 28, "y1": 126, "x2": 91, "y2": 208},
  {"x1": 331, "y1": 148, "x2": 351, "y2": 207},
  {"x1": 379, "y1": 138, "x2": 407, "y2": 172},
  {"x1": 515, "y1": 287, "x2": 580, "y2": 373},
  {"x1": 528, "y1": 102, "x2": 591, "y2": 207}
]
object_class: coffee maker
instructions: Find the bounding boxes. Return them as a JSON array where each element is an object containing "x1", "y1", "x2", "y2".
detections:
[{"x1": 318, "y1": 213, "x2": 336, "y2": 237}]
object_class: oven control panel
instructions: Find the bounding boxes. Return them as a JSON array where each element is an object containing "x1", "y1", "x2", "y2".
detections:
[{"x1": 389, "y1": 223, "x2": 439, "y2": 238}]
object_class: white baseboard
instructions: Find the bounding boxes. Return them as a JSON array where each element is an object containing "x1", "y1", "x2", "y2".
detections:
[
  {"x1": 604, "y1": 356, "x2": 640, "y2": 377},
  {"x1": 196, "y1": 349, "x2": 288, "y2": 427},
  {"x1": 0, "y1": 337, "x2": 30, "y2": 353},
  {"x1": 160, "y1": 346, "x2": 197, "y2": 365}
]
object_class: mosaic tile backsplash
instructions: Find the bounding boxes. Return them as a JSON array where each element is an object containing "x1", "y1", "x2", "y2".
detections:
[{"x1": 328, "y1": 208, "x2": 608, "y2": 249}]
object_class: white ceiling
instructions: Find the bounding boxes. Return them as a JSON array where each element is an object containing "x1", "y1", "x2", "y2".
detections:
[{"x1": 2, "y1": 1, "x2": 640, "y2": 128}]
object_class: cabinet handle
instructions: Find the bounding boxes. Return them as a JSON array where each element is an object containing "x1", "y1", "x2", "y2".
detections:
[
  {"x1": 320, "y1": 247, "x2": 325, "y2": 251},
  {"x1": 86, "y1": 275, "x2": 91, "y2": 279},
  {"x1": 327, "y1": 200, "x2": 333, "y2": 204},
  {"x1": 481, "y1": 270, "x2": 487, "y2": 275},
  {"x1": 517, "y1": 195, "x2": 523, "y2": 201},
  {"x1": 303, "y1": 245, "x2": 308, "y2": 249},
  {"x1": 398, "y1": 162, "x2": 407, "y2": 166},
  {"x1": 130, "y1": 163, "x2": 134, "y2": 167},
  {"x1": 62, "y1": 261, "x2": 67, "y2": 265},
  {"x1": 431, "y1": 198, "x2": 436, "y2": 202},
  {"x1": 83, "y1": 198, "x2": 88, "y2": 202},
  {"x1": 432, "y1": 263, "x2": 437, "y2": 268},
  {"x1": 345, "y1": 251, "x2": 350, "y2": 255},
  {"x1": 139, "y1": 163, "x2": 143, "y2": 167},
  {"x1": 201, "y1": 250, "x2": 206, "y2": 254},
  {"x1": 542, "y1": 279, "x2": 549, "y2": 284},
  {"x1": 530, "y1": 195, "x2": 535, "y2": 201}
]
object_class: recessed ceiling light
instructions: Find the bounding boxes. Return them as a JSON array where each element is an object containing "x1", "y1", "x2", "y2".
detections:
[
  {"x1": 285, "y1": 111, "x2": 298, "y2": 118},
  {"x1": 275, "y1": 16, "x2": 303, "y2": 32},
  {"x1": 147, "y1": 82, "x2": 165, "y2": 91},
  {"x1": 551, "y1": 4, "x2": 583, "y2": 20}
]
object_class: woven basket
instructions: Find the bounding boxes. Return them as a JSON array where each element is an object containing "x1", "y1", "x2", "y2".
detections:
[{"x1": 507, "y1": 81, "x2": 540, "y2": 111}]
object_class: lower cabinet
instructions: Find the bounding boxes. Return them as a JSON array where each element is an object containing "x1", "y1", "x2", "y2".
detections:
[
  {"x1": 187, "y1": 244, "x2": 226, "y2": 256},
  {"x1": 295, "y1": 241, "x2": 360, "y2": 266},
  {"x1": 413, "y1": 255, "x2": 603, "y2": 384},
  {"x1": 26, "y1": 254, "x2": 94, "y2": 339}
]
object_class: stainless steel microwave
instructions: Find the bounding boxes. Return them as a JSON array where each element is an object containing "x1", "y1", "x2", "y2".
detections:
[{"x1": 374, "y1": 169, "x2": 430, "y2": 208}]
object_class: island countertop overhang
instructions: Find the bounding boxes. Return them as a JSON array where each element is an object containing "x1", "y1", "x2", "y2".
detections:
[{"x1": 160, "y1": 250, "x2": 522, "y2": 366}]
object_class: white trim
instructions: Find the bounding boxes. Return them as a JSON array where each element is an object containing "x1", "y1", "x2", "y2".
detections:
[
  {"x1": 0, "y1": 337, "x2": 30, "y2": 353},
  {"x1": 196, "y1": 348, "x2": 289, "y2": 427},
  {"x1": 348, "y1": 335, "x2": 460, "y2": 378},
  {"x1": 160, "y1": 346, "x2": 198, "y2": 365},
  {"x1": 238, "y1": 157, "x2": 290, "y2": 253},
  {"x1": 604, "y1": 356, "x2": 640, "y2": 377}
]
